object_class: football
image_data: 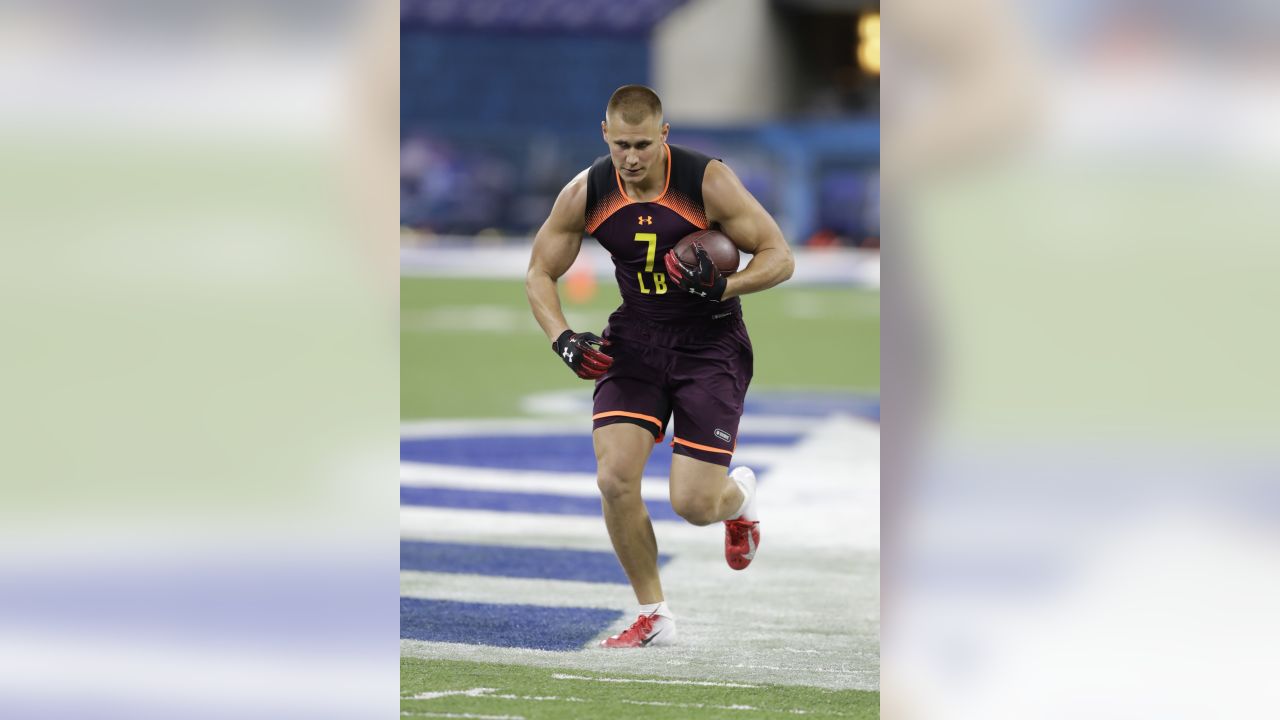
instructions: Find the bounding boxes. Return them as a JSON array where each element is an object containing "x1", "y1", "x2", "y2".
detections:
[{"x1": 673, "y1": 229, "x2": 740, "y2": 275}]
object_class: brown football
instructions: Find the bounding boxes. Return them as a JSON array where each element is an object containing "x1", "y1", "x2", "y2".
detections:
[{"x1": 673, "y1": 230, "x2": 740, "y2": 276}]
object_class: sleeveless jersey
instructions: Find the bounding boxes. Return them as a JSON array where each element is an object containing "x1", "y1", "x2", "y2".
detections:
[{"x1": 584, "y1": 143, "x2": 742, "y2": 325}]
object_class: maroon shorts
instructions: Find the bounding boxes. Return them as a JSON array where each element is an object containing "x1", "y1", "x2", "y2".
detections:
[{"x1": 592, "y1": 307, "x2": 753, "y2": 467}]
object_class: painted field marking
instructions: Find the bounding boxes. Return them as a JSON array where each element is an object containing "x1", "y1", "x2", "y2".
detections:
[
  {"x1": 401, "y1": 433, "x2": 800, "y2": 475},
  {"x1": 403, "y1": 688, "x2": 587, "y2": 703},
  {"x1": 551, "y1": 673, "x2": 759, "y2": 688},
  {"x1": 398, "y1": 401, "x2": 879, "y2": 689},
  {"x1": 401, "y1": 598, "x2": 622, "y2": 651},
  {"x1": 405, "y1": 688, "x2": 496, "y2": 700},
  {"x1": 400, "y1": 505, "x2": 638, "y2": 545},
  {"x1": 622, "y1": 698, "x2": 760, "y2": 711},
  {"x1": 400, "y1": 571, "x2": 633, "y2": 610},
  {"x1": 726, "y1": 662, "x2": 877, "y2": 676},
  {"x1": 401, "y1": 462, "x2": 671, "y2": 499},
  {"x1": 400, "y1": 485, "x2": 681, "y2": 521},
  {"x1": 400, "y1": 540, "x2": 669, "y2": 584},
  {"x1": 489, "y1": 694, "x2": 587, "y2": 703},
  {"x1": 396, "y1": 707, "x2": 522, "y2": 712}
]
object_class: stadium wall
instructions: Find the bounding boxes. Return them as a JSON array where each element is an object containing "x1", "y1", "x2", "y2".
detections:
[
  {"x1": 400, "y1": 240, "x2": 879, "y2": 288},
  {"x1": 653, "y1": 0, "x2": 795, "y2": 123}
]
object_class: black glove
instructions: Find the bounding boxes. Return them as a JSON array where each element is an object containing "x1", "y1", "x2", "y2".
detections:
[
  {"x1": 552, "y1": 329, "x2": 613, "y2": 379},
  {"x1": 663, "y1": 241, "x2": 727, "y2": 301}
]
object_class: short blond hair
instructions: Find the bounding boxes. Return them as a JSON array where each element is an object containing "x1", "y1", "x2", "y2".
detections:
[{"x1": 606, "y1": 85, "x2": 663, "y2": 125}]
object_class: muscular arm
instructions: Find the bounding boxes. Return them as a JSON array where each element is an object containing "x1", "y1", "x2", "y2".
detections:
[
  {"x1": 703, "y1": 160, "x2": 795, "y2": 300},
  {"x1": 526, "y1": 170, "x2": 588, "y2": 343}
]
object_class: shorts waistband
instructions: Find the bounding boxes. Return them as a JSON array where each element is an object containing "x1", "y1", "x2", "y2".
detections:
[
  {"x1": 614, "y1": 304, "x2": 747, "y2": 327},
  {"x1": 614, "y1": 305, "x2": 742, "y2": 327},
  {"x1": 607, "y1": 305, "x2": 744, "y2": 345}
]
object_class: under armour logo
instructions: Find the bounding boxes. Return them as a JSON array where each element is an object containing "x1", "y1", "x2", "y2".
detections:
[
  {"x1": 638, "y1": 216, "x2": 652, "y2": 225},
  {"x1": 562, "y1": 348, "x2": 573, "y2": 361}
]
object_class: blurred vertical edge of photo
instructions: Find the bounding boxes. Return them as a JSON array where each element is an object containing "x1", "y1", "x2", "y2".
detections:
[
  {"x1": 0, "y1": 1, "x2": 401, "y2": 718},
  {"x1": 885, "y1": 0, "x2": 1280, "y2": 716}
]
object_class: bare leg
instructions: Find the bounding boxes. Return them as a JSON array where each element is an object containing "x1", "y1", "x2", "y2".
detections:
[
  {"x1": 594, "y1": 423, "x2": 663, "y2": 604},
  {"x1": 669, "y1": 454, "x2": 745, "y2": 526}
]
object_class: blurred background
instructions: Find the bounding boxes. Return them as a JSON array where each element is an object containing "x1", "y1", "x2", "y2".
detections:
[
  {"x1": 400, "y1": 0, "x2": 880, "y2": 249},
  {"x1": 886, "y1": 0, "x2": 1280, "y2": 717}
]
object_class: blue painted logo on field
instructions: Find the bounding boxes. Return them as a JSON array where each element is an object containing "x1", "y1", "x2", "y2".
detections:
[
  {"x1": 398, "y1": 391, "x2": 877, "y2": 651},
  {"x1": 401, "y1": 540, "x2": 670, "y2": 584},
  {"x1": 400, "y1": 485, "x2": 682, "y2": 520},
  {"x1": 401, "y1": 597, "x2": 623, "y2": 651},
  {"x1": 400, "y1": 432, "x2": 802, "y2": 475}
]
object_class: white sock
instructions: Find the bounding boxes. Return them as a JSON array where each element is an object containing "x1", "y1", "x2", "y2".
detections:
[
  {"x1": 730, "y1": 467, "x2": 758, "y2": 521},
  {"x1": 638, "y1": 601, "x2": 674, "y2": 620}
]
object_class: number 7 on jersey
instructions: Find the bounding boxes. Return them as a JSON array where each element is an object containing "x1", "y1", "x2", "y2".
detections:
[{"x1": 634, "y1": 232, "x2": 667, "y2": 294}]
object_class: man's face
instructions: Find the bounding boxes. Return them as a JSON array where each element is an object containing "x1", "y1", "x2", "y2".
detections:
[{"x1": 601, "y1": 112, "x2": 669, "y2": 185}]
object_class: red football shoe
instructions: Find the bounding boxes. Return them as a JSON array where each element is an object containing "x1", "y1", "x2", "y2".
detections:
[
  {"x1": 724, "y1": 517, "x2": 760, "y2": 570},
  {"x1": 724, "y1": 467, "x2": 760, "y2": 570},
  {"x1": 599, "y1": 612, "x2": 676, "y2": 648}
]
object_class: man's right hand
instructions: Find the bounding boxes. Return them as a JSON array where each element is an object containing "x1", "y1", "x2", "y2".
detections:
[{"x1": 553, "y1": 329, "x2": 613, "y2": 379}]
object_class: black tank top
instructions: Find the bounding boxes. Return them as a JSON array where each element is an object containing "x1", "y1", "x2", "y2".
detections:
[{"x1": 584, "y1": 143, "x2": 742, "y2": 325}]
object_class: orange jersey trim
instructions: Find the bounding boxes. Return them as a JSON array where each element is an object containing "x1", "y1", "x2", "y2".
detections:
[
  {"x1": 671, "y1": 437, "x2": 735, "y2": 456},
  {"x1": 655, "y1": 192, "x2": 709, "y2": 230},
  {"x1": 585, "y1": 192, "x2": 631, "y2": 234},
  {"x1": 613, "y1": 144, "x2": 672, "y2": 204},
  {"x1": 591, "y1": 145, "x2": 705, "y2": 233}
]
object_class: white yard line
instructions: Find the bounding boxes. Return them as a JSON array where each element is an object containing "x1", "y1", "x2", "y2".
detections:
[
  {"x1": 405, "y1": 688, "x2": 497, "y2": 700},
  {"x1": 403, "y1": 688, "x2": 587, "y2": 704},
  {"x1": 551, "y1": 673, "x2": 760, "y2": 688},
  {"x1": 400, "y1": 505, "x2": 713, "y2": 547},
  {"x1": 760, "y1": 413, "x2": 881, "y2": 551},
  {"x1": 729, "y1": 446, "x2": 792, "y2": 467},
  {"x1": 401, "y1": 462, "x2": 670, "y2": 500},
  {"x1": 622, "y1": 699, "x2": 760, "y2": 711},
  {"x1": 400, "y1": 452, "x2": 790, "y2": 499},
  {"x1": 396, "y1": 707, "x2": 522, "y2": 712},
  {"x1": 400, "y1": 506, "x2": 612, "y2": 547}
]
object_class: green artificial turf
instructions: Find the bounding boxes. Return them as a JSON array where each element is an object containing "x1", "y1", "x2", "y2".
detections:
[
  {"x1": 401, "y1": 277, "x2": 879, "y2": 419},
  {"x1": 401, "y1": 657, "x2": 879, "y2": 720}
]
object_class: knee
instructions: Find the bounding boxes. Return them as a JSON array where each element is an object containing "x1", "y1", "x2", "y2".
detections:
[
  {"x1": 670, "y1": 491, "x2": 719, "y2": 526},
  {"x1": 597, "y1": 469, "x2": 638, "y2": 503}
]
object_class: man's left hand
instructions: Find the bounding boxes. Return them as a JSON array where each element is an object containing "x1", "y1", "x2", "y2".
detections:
[{"x1": 663, "y1": 242, "x2": 727, "y2": 301}]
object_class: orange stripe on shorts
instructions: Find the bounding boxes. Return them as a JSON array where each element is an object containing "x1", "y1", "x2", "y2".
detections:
[
  {"x1": 592, "y1": 410, "x2": 662, "y2": 427},
  {"x1": 671, "y1": 437, "x2": 735, "y2": 456},
  {"x1": 594, "y1": 411, "x2": 665, "y2": 443}
]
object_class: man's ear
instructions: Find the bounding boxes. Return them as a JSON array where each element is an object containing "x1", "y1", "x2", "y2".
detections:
[
  {"x1": 601, "y1": 120, "x2": 608, "y2": 141},
  {"x1": 660, "y1": 122, "x2": 670, "y2": 141}
]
